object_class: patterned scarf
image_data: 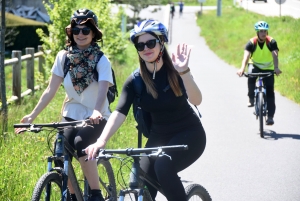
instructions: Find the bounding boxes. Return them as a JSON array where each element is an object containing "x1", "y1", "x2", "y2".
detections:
[{"x1": 66, "y1": 43, "x2": 101, "y2": 95}]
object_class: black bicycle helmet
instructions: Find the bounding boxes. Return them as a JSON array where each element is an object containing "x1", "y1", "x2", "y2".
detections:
[
  {"x1": 66, "y1": 9, "x2": 102, "y2": 41},
  {"x1": 71, "y1": 9, "x2": 98, "y2": 26}
]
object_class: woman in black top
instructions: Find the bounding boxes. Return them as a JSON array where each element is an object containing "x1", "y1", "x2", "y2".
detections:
[{"x1": 85, "y1": 19, "x2": 206, "y2": 201}]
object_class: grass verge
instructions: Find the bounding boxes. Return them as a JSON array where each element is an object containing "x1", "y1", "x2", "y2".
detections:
[
  {"x1": 197, "y1": 6, "x2": 300, "y2": 104},
  {"x1": 0, "y1": 42, "x2": 145, "y2": 200}
]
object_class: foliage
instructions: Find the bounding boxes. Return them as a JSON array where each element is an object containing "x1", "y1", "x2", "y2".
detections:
[
  {"x1": 36, "y1": 0, "x2": 127, "y2": 77},
  {"x1": 0, "y1": 42, "x2": 141, "y2": 201},
  {"x1": 197, "y1": 6, "x2": 300, "y2": 104}
]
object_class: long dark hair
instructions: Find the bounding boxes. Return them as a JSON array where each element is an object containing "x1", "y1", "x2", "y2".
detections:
[{"x1": 136, "y1": 35, "x2": 183, "y2": 99}]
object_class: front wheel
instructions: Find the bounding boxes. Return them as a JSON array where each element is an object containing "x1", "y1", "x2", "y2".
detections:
[
  {"x1": 185, "y1": 184, "x2": 212, "y2": 201},
  {"x1": 258, "y1": 92, "x2": 264, "y2": 138},
  {"x1": 31, "y1": 171, "x2": 66, "y2": 201},
  {"x1": 96, "y1": 159, "x2": 117, "y2": 201}
]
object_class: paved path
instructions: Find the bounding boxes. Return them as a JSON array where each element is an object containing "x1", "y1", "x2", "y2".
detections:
[{"x1": 124, "y1": 5, "x2": 300, "y2": 201}]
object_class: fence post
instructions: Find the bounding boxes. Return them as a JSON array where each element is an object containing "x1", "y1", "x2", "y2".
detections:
[
  {"x1": 38, "y1": 45, "x2": 45, "y2": 79},
  {"x1": 26, "y1": 47, "x2": 35, "y2": 95},
  {"x1": 12, "y1": 50, "x2": 22, "y2": 104}
]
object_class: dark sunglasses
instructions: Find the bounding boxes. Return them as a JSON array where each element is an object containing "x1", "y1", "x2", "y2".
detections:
[
  {"x1": 71, "y1": 27, "x2": 91, "y2": 35},
  {"x1": 135, "y1": 39, "x2": 159, "y2": 51},
  {"x1": 258, "y1": 30, "x2": 267, "y2": 33}
]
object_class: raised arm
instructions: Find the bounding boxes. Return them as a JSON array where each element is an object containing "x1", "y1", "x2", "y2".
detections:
[{"x1": 172, "y1": 43, "x2": 202, "y2": 105}]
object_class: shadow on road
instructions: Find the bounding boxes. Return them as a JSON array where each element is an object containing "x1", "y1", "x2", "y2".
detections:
[{"x1": 263, "y1": 130, "x2": 300, "y2": 140}]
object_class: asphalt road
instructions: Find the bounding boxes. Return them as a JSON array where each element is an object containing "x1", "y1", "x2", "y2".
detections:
[{"x1": 122, "y1": 5, "x2": 300, "y2": 201}]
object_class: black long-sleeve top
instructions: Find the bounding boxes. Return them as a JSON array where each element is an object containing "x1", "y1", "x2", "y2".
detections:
[{"x1": 115, "y1": 65, "x2": 201, "y2": 137}]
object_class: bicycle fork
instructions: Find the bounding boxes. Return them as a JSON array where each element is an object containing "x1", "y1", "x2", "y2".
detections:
[{"x1": 118, "y1": 159, "x2": 153, "y2": 201}]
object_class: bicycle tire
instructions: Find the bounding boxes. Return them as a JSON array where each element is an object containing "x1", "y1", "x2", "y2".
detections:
[
  {"x1": 96, "y1": 159, "x2": 117, "y2": 201},
  {"x1": 185, "y1": 184, "x2": 212, "y2": 201},
  {"x1": 31, "y1": 171, "x2": 67, "y2": 201},
  {"x1": 258, "y1": 92, "x2": 264, "y2": 138}
]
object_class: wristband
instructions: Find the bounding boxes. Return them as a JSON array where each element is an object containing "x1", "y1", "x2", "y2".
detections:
[{"x1": 178, "y1": 67, "x2": 190, "y2": 75}]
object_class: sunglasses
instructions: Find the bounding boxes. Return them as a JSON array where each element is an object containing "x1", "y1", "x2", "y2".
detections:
[
  {"x1": 71, "y1": 27, "x2": 91, "y2": 35},
  {"x1": 135, "y1": 39, "x2": 159, "y2": 51},
  {"x1": 258, "y1": 30, "x2": 267, "y2": 33}
]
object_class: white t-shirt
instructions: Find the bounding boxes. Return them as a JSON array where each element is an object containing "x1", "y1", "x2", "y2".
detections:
[{"x1": 51, "y1": 50, "x2": 114, "y2": 120}]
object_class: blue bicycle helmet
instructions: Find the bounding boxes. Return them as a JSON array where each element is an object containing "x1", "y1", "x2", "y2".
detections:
[
  {"x1": 254, "y1": 21, "x2": 269, "y2": 31},
  {"x1": 130, "y1": 20, "x2": 169, "y2": 43}
]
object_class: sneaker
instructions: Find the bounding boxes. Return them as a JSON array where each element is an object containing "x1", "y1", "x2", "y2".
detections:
[
  {"x1": 266, "y1": 117, "x2": 274, "y2": 125},
  {"x1": 89, "y1": 194, "x2": 105, "y2": 201},
  {"x1": 248, "y1": 99, "x2": 254, "y2": 107}
]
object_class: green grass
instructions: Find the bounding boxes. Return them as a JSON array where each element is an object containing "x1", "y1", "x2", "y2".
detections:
[
  {"x1": 1, "y1": 4, "x2": 300, "y2": 200},
  {"x1": 0, "y1": 42, "x2": 144, "y2": 200},
  {"x1": 197, "y1": 6, "x2": 300, "y2": 104}
]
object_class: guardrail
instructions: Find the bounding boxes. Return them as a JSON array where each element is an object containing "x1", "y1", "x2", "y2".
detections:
[{"x1": 2, "y1": 45, "x2": 45, "y2": 104}]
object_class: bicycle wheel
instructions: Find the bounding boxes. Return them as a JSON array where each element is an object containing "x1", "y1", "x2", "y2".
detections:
[
  {"x1": 31, "y1": 171, "x2": 65, "y2": 201},
  {"x1": 258, "y1": 92, "x2": 264, "y2": 138},
  {"x1": 185, "y1": 184, "x2": 212, "y2": 201},
  {"x1": 96, "y1": 159, "x2": 117, "y2": 201}
]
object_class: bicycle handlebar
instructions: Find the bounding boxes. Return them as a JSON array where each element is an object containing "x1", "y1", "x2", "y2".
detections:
[
  {"x1": 14, "y1": 119, "x2": 99, "y2": 132},
  {"x1": 243, "y1": 72, "x2": 274, "y2": 78},
  {"x1": 98, "y1": 145, "x2": 188, "y2": 155}
]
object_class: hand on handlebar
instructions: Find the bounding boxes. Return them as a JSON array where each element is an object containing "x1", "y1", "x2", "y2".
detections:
[
  {"x1": 84, "y1": 139, "x2": 106, "y2": 161},
  {"x1": 274, "y1": 68, "x2": 282, "y2": 76},
  {"x1": 89, "y1": 110, "x2": 104, "y2": 124},
  {"x1": 15, "y1": 114, "x2": 34, "y2": 134},
  {"x1": 236, "y1": 69, "x2": 244, "y2": 77}
]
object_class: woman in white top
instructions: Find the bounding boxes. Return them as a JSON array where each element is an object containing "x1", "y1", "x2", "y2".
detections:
[{"x1": 15, "y1": 9, "x2": 113, "y2": 201}]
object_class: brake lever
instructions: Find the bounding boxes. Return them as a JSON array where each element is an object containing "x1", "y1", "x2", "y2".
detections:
[
  {"x1": 148, "y1": 148, "x2": 172, "y2": 160},
  {"x1": 75, "y1": 120, "x2": 88, "y2": 128}
]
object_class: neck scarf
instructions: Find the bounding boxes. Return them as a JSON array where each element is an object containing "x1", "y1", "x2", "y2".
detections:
[{"x1": 66, "y1": 43, "x2": 101, "y2": 95}]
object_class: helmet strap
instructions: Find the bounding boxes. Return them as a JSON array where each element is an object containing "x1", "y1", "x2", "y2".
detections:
[{"x1": 152, "y1": 62, "x2": 157, "y2": 79}]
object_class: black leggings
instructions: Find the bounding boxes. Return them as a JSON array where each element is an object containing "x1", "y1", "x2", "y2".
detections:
[
  {"x1": 62, "y1": 117, "x2": 106, "y2": 158},
  {"x1": 140, "y1": 124, "x2": 206, "y2": 201},
  {"x1": 247, "y1": 64, "x2": 276, "y2": 117}
]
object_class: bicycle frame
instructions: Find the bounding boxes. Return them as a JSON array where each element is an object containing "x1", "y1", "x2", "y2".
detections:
[
  {"x1": 14, "y1": 121, "x2": 94, "y2": 201},
  {"x1": 98, "y1": 145, "x2": 188, "y2": 201},
  {"x1": 118, "y1": 157, "x2": 163, "y2": 201},
  {"x1": 244, "y1": 72, "x2": 274, "y2": 138},
  {"x1": 254, "y1": 76, "x2": 267, "y2": 117},
  {"x1": 49, "y1": 129, "x2": 87, "y2": 201}
]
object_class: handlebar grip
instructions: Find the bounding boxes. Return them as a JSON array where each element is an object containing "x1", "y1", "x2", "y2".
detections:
[{"x1": 14, "y1": 123, "x2": 31, "y2": 128}]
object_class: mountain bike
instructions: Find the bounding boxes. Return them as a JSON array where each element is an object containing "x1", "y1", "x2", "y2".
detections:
[
  {"x1": 89, "y1": 145, "x2": 212, "y2": 201},
  {"x1": 243, "y1": 72, "x2": 274, "y2": 138},
  {"x1": 14, "y1": 119, "x2": 117, "y2": 201}
]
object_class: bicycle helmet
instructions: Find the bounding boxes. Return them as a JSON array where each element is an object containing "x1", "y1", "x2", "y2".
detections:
[
  {"x1": 130, "y1": 20, "x2": 169, "y2": 43},
  {"x1": 254, "y1": 21, "x2": 269, "y2": 31},
  {"x1": 66, "y1": 9, "x2": 102, "y2": 41}
]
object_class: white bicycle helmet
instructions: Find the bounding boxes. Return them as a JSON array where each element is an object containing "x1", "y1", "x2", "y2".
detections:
[
  {"x1": 130, "y1": 20, "x2": 168, "y2": 43},
  {"x1": 254, "y1": 21, "x2": 269, "y2": 31}
]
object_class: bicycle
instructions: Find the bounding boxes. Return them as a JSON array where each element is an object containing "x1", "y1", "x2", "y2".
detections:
[
  {"x1": 243, "y1": 72, "x2": 274, "y2": 138},
  {"x1": 14, "y1": 119, "x2": 117, "y2": 201},
  {"x1": 89, "y1": 145, "x2": 212, "y2": 201}
]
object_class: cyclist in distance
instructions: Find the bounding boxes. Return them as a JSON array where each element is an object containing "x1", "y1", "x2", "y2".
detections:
[
  {"x1": 15, "y1": 9, "x2": 113, "y2": 201},
  {"x1": 237, "y1": 21, "x2": 282, "y2": 125},
  {"x1": 84, "y1": 19, "x2": 207, "y2": 201},
  {"x1": 170, "y1": 2, "x2": 175, "y2": 18}
]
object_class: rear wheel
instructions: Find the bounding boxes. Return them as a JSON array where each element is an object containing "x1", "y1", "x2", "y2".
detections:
[
  {"x1": 31, "y1": 172, "x2": 66, "y2": 201},
  {"x1": 258, "y1": 92, "x2": 264, "y2": 138},
  {"x1": 185, "y1": 184, "x2": 212, "y2": 201},
  {"x1": 96, "y1": 159, "x2": 117, "y2": 201}
]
